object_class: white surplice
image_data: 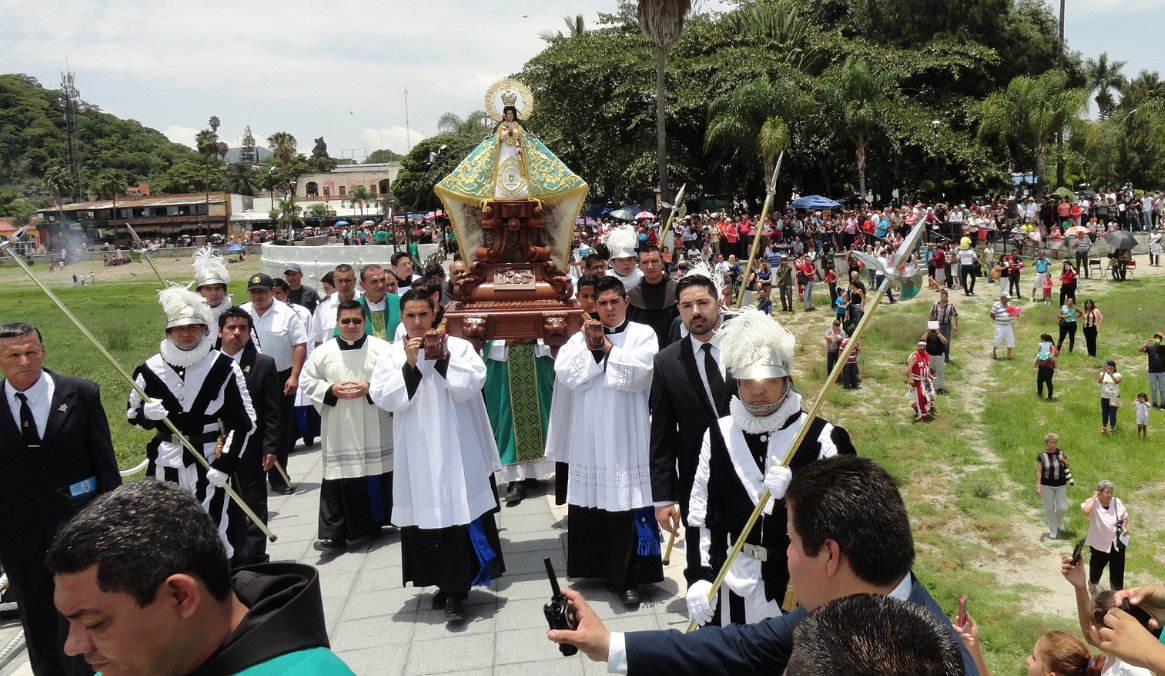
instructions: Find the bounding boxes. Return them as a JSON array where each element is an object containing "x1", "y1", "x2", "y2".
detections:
[
  {"x1": 545, "y1": 320, "x2": 657, "y2": 511},
  {"x1": 369, "y1": 335, "x2": 500, "y2": 529},
  {"x1": 300, "y1": 335, "x2": 393, "y2": 481}
]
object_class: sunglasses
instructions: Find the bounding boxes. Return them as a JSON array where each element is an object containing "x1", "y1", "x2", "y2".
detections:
[{"x1": 339, "y1": 318, "x2": 365, "y2": 326}]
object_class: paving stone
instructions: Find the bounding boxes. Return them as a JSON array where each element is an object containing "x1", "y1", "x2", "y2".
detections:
[
  {"x1": 411, "y1": 610, "x2": 496, "y2": 641},
  {"x1": 493, "y1": 573, "x2": 558, "y2": 602},
  {"x1": 495, "y1": 657, "x2": 585, "y2": 676},
  {"x1": 331, "y1": 613, "x2": 416, "y2": 652},
  {"x1": 318, "y1": 571, "x2": 357, "y2": 599},
  {"x1": 352, "y1": 566, "x2": 403, "y2": 595},
  {"x1": 493, "y1": 597, "x2": 552, "y2": 631},
  {"x1": 503, "y1": 549, "x2": 567, "y2": 577},
  {"x1": 494, "y1": 627, "x2": 568, "y2": 665},
  {"x1": 403, "y1": 633, "x2": 495, "y2": 675},
  {"x1": 340, "y1": 584, "x2": 422, "y2": 621}
]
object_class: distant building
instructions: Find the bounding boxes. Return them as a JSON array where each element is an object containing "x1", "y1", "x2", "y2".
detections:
[
  {"x1": 296, "y1": 162, "x2": 401, "y2": 200},
  {"x1": 36, "y1": 193, "x2": 230, "y2": 249}
]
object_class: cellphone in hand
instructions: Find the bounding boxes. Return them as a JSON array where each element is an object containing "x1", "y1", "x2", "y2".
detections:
[
  {"x1": 957, "y1": 595, "x2": 968, "y2": 630},
  {"x1": 1072, "y1": 538, "x2": 1086, "y2": 565}
]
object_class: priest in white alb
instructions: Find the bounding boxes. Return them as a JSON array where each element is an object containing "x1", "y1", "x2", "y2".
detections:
[
  {"x1": 545, "y1": 275, "x2": 662, "y2": 605},
  {"x1": 300, "y1": 299, "x2": 394, "y2": 554},
  {"x1": 369, "y1": 288, "x2": 504, "y2": 623}
]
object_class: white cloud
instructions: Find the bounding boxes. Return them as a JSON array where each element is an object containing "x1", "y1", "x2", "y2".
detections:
[
  {"x1": 162, "y1": 126, "x2": 200, "y2": 149},
  {"x1": 360, "y1": 127, "x2": 428, "y2": 157}
]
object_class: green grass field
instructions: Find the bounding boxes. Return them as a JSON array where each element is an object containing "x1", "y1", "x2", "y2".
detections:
[{"x1": 1, "y1": 257, "x2": 1161, "y2": 674}]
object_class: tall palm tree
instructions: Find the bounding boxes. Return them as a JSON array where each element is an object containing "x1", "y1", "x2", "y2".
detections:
[
  {"x1": 223, "y1": 162, "x2": 256, "y2": 196},
  {"x1": 978, "y1": 69, "x2": 1088, "y2": 188},
  {"x1": 43, "y1": 163, "x2": 72, "y2": 223},
  {"x1": 637, "y1": 0, "x2": 693, "y2": 205},
  {"x1": 344, "y1": 185, "x2": 376, "y2": 219},
  {"x1": 705, "y1": 77, "x2": 803, "y2": 186},
  {"x1": 195, "y1": 130, "x2": 220, "y2": 160},
  {"x1": 819, "y1": 57, "x2": 897, "y2": 198},
  {"x1": 539, "y1": 14, "x2": 586, "y2": 41},
  {"x1": 1085, "y1": 53, "x2": 1127, "y2": 120},
  {"x1": 275, "y1": 199, "x2": 304, "y2": 233},
  {"x1": 267, "y1": 132, "x2": 298, "y2": 165}
]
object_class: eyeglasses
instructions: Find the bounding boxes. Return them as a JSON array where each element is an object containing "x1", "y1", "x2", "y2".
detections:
[{"x1": 339, "y1": 318, "x2": 365, "y2": 326}]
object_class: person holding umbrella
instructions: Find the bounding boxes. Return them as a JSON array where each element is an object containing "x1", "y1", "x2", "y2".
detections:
[{"x1": 1104, "y1": 229, "x2": 1138, "y2": 280}]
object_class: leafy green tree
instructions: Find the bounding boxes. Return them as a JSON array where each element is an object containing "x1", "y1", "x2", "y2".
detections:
[
  {"x1": 311, "y1": 137, "x2": 329, "y2": 158},
  {"x1": 1085, "y1": 53, "x2": 1126, "y2": 120},
  {"x1": 818, "y1": 57, "x2": 898, "y2": 198},
  {"x1": 267, "y1": 132, "x2": 297, "y2": 165},
  {"x1": 705, "y1": 77, "x2": 802, "y2": 189},
  {"x1": 195, "y1": 130, "x2": 220, "y2": 161},
  {"x1": 392, "y1": 135, "x2": 466, "y2": 211},
  {"x1": 306, "y1": 202, "x2": 333, "y2": 223},
  {"x1": 208, "y1": 116, "x2": 220, "y2": 134},
  {"x1": 239, "y1": 126, "x2": 258, "y2": 163},
  {"x1": 539, "y1": 14, "x2": 587, "y2": 41},
  {"x1": 638, "y1": 0, "x2": 693, "y2": 204},
  {"x1": 366, "y1": 149, "x2": 403, "y2": 163},
  {"x1": 978, "y1": 69, "x2": 1087, "y2": 187},
  {"x1": 87, "y1": 168, "x2": 127, "y2": 199},
  {"x1": 0, "y1": 189, "x2": 36, "y2": 224},
  {"x1": 223, "y1": 162, "x2": 257, "y2": 196},
  {"x1": 344, "y1": 184, "x2": 376, "y2": 218},
  {"x1": 275, "y1": 199, "x2": 304, "y2": 232}
]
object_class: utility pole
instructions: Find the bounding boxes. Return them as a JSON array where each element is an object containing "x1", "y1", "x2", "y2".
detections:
[
  {"x1": 61, "y1": 65, "x2": 83, "y2": 202},
  {"x1": 404, "y1": 86, "x2": 412, "y2": 154},
  {"x1": 1056, "y1": 0, "x2": 1066, "y2": 187}
]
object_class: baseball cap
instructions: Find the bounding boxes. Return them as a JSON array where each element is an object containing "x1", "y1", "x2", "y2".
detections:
[
  {"x1": 284, "y1": 263, "x2": 302, "y2": 274},
  {"x1": 248, "y1": 273, "x2": 274, "y2": 290},
  {"x1": 1000, "y1": 291, "x2": 1011, "y2": 299}
]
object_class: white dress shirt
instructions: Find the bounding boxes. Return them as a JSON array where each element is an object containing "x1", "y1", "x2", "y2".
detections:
[
  {"x1": 690, "y1": 333, "x2": 725, "y2": 410},
  {"x1": 240, "y1": 300, "x2": 308, "y2": 372},
  {"x1": 5, "y1": 370, "x2": 55, "y2": 439}
]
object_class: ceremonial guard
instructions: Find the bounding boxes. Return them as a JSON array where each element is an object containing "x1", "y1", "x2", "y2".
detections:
[
  {"x1": 546, "y1": 275, "x2": 662, "y2": 605},
  {"x1": 685, "y1": 308, "x2": 855, "y2": 627},
  {"x1": 191, "y1": 246, "x2": 233, "y2": 323},
  {"x1": 604, "y1": 225, "x2": 643, "y2": 290},
  {"x1": 127, "y1": 287, "x2": 256, "y2": 556},
  {"x1": 301, "y1": 299, "x2": 395, "y2": 552},
  {"x1": 369, "y1": 289, "x2": 504, "y2": 622}
]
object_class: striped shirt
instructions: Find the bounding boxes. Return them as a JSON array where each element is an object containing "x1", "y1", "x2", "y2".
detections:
[
  {"x1": 930, "y1": 301, "x2": 958, "y2": 325},
  {"x1": 1038, "y1": 449, "x2": 1068, "y2": 487}
]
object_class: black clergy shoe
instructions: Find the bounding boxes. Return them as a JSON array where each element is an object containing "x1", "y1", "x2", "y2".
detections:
[
  {"x1": 445, "y1": 597, "x2": 465, "y2": 622},
  {"x1": 504, "y1": 482, "x2": 526, "y2": 505},
  {"x1": 431, "y1": 591, "x2": 447, "y2": 609},
  {"x1": 313, "y1": 538, "x2": 346, "y2": 553},
  {"x1": 621, "y1": 588, "x2": 641, "y2": 605}
]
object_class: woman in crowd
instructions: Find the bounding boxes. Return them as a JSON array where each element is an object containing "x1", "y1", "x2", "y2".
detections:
[
  {"x1": 825, "y1": 319, "x2": 845, "y2": 375},
  {"x1": 1082, "y1": 480, "x2": 1129, "y2": 593},
  {"x1": 1098, "y1": 360, "x2": 1123, "y2": 434},
  {"x1": 993, "y1": 255, "x2": 1009, "y2": 295},
  {"x1": 1080, "y1": 299, "x2": 1103, "y2": 358},
  {"x1": 1060, "y1": 261, "x2": 1079, "y2": 307},
  {"x1": 958, "y1": 623, "x2": 1112, "y2": 676},
  {"x1": 1058, "y1": 297, "x2": 1079, "y2": 353},
  {"x1": 1036, "y1": 333, "x2": 1059, "y2": 400},
  {"x1": 1036, "y1": 432, "x2": 1069, "y2": 538}
]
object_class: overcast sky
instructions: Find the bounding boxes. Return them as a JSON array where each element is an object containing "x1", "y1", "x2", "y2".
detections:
[{"x1": 1, "y1": 0, "x2": 1160, "y2": 158}]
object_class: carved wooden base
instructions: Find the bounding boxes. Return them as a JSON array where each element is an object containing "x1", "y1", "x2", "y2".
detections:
[{"x1": 443, "y1": 300, "x2": 585, "y2": 351}]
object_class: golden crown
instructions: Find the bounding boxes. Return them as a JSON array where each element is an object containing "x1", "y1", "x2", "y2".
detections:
[{"x1": 501, "y1": 90, "x2": 518, "y2": 107}]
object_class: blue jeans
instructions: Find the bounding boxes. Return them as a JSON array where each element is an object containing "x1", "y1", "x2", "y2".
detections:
[
  {"x1": 1101, "y1": 397, "x2": 1118, "y2": 429},
  {"x1": 1150, "y1": 372, "x2": 1165, "y2": 406}
]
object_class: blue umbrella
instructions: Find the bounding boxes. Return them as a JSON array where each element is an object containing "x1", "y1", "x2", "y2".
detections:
[
  {"x1": 792, "y1": 195, "x2": 841, "y2": 209},
  {"x1": 225, "y1": 245, "x2": 245, "y2": 253},
  {"x1": 335, "y1": 220, "x2": 349, "y2": 226}
]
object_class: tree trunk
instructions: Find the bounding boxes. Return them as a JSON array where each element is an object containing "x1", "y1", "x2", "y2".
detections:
[
  {"x1": 654, "y1": 47, "x2": 670, "y2": 206},
  {"x1": 1035, "y1": 140, "x2": 1047, "y2": 192},
  {"x1": 856, "y1": 134, "x2": 867, "y2": 200},
  {"x1": 818, "y1": 160, "x2": 832, "y2": 197}
]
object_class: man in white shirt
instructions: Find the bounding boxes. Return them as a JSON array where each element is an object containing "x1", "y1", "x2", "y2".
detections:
[
  {"x1": 989, "y1": 292, "x2": 1015, "y2": 361},
  {"x1": 240, "y1": 273, "x2": 308, "y2": 494},
  {"x1": 312, "y1": 264, "x2": 360, "y2": 345}
]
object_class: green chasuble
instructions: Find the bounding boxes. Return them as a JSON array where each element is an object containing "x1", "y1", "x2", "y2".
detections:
[
  {"x1": 484, "y1": 342, "x2": 555, "y2": 465},
  {"x1": 357, "y1": 293, "x2": 401, "y2": 341}
]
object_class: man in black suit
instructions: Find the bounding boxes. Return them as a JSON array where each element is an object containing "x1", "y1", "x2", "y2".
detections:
[
  {"x1": 0, "y1": 322, "x2": 121, "y2": 676},
  {"x1": 649, "y1": 271, "x2": 735, "y2": 562},
  {"x1": 547, "y1": 456, "x2": 980, "y2": 676},
  {"x1": 217, "y1": 307, "x2": 280, "y2": 566}
]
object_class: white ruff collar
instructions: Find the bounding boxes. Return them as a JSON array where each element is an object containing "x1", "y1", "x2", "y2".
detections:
[
  {"x1": 160, "y1": 337, "x2": 212, "y2": 368},
  {"x1": 730, "y1": 390, "x2": 803, "y2": 434},
  {"x1": 209, "y1": 296, "x2": 233, "y2": 321}
]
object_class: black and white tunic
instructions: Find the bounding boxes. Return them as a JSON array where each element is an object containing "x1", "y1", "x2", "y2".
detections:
[
  {"x1": 687, "y1": 391, "x2": 855, "y2": 626},
  {"x1": 127, "y1": 339, "x2": 256, "y2": 556}
]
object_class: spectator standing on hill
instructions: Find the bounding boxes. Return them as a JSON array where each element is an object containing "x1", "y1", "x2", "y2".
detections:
[
  {"x1": 1059, "y1": 262, "x2": 1078, "y2": 307},
  {"x1": 1139, "y1": 333, "x2": 1165, "y2": 409},
  {"x1": 1079, "y1": 299, "x2": 1103, "y2": 358},
  {"x1": 1082, "y1": 480, "x2": 1128, "y2": 594},
  {"x1": 1006, "y1": 250, "x2": 1024, "y2": 299},
  {"x1": 1037, "y1": 433, "x2": 1070, "y2": 539},
  {"x1": 1035, "y1": 333, "x2": 1059, "y2": 400},
  {"x1": 1057, "y1": 298, "x2": 1078, "y2": 353},
  {"x1": 1098, "y1": 361, "x2": 1122, "y2": 434},
  {"x1": 929, "y1": 291, "x2": 958, "y2": 361},
  {"x1": 990, "y1": 292, "x2": 1016, "y2": 360}
]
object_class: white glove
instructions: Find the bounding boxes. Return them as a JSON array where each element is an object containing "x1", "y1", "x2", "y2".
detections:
[
  {"x1": 143, "y1": 399, "x2": 168, "y2": 421},
  {"x1": 686, "y1": 580, "x2": 717, "y2": 626},
  {"x1": 206, "y1": 469, "x2": 229, "y2": 488},
  {"x1": 763, "y1": 465, "x2": 793, "y2": 500}
]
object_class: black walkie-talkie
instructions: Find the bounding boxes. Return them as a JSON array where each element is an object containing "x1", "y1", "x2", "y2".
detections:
[{"x1": 543, "y1": 557, "x2": 578, "y2": 656}]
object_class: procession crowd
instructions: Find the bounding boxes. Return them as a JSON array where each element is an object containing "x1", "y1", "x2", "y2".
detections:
[{"x1": 2, "y1": 187, "x2": 1165, "y2": 676}]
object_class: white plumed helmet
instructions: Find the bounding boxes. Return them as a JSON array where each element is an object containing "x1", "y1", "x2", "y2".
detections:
[
  {"x1": 719, "y1": 308, "x2": 795, "y2": 380},
  {"x1": 603, "y1": 225, "x2": 639, "y2": 260},
  {"x1": 191, "y1": 246, "x2": 230, "y2": 288},
  {"x1": 159, "y1": 284, "x2": 214, "y2": 330}
]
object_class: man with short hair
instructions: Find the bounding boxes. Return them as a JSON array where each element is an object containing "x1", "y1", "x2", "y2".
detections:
[
  {"x1": 284, "y1": 263, "x2": 320, "y2": 313},
  {"x1": 627, "y1": 245, "x2": 679, "y2": 348},
  {"x1": 301, "y1": 300, "x2": 394, "y2": 552},
  {"x1": 217, "y1": 307, "x2": 281, "y2": 566},
  {"x1": 1139, "y1": 332, "x2": 1165, "y2": 409},
  {"x1": 929, "y1": 290, "x2": 958, "y2": 361},
  {"x1": 989, "y1": 292, "x2": 1015, "y2": 360},
  {"x1": 356, "y1": 264, "x2": 401, "y2": 341},
  {"x1": 47, "y1": 480, "x2": 356, "y2": 676},
  {"x1": 240, "y1": 273, "x2": 307, "y2": 494},
  {"x1": 546, "y1": 456, "x2": 979, "y2": 676},
  {"x1": 128, "y1": 288, "x2": 256, "y2": 555},
  {"x1": 546, "y1": 275, "x2": 662, "y2": 605},
  {"x1": 785, "y1": 594, "x2": 965, "y2": 676},
  {"x1": 369, "y1": 288, "x2": 504, "y2": 622},
  {"x1": 391, "y1": 251, "x2": 419, "y2": 287},
  {"x1": 583, "y1": 244, "x2": 611, "y2": 277},
  {"x1": 311, "y1": 264, "x2": 359, "y2": 346},
  {"x1": 0, "y1": 322, "x2": 121, "y2": 676}
]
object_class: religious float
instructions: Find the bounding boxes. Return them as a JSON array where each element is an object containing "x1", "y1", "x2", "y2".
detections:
[{"x1": 434, "y1": 79, "x2": 588, "y2": 350}]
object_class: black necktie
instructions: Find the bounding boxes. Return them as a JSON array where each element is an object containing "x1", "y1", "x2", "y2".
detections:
[
  {"x1": 15, "y1": 392, "x2": 40, "y2": 449},
  {"x1": 702, "y1": 343, "x2": 726, "y2": 408}
]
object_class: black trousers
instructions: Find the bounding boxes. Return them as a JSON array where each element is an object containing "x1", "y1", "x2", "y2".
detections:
[
  {"x1": 1058, "y1": 322, "x2": 1077, "y2": 352},
  {"x1": 270, "y1": 368, "x2": 295, "y2": 491},
  {"x1": 3, "y1": 555, "x2": 92, "y2": 676},
  {"x1": 1037, "y1": 365, "x2": 1055, "y2": 399},
  {"x1": 841, "y1": 363, "x2": 860, "y2": 388},
  {"x1": 960, "y1": 267, "x2": 975, "y2": 294},
  {"x1": 1060, "y1": 282, "x2": 1076, "y2": 307},
  {"x1": 230, "y1": 464, "x2": 270, "y2": 567},
  {"x1": 1008, "y1": 273, "x2": 1021, "y2": 298},
  {"x1": 1076, "y1": 251, "x2": 1090, "y2": 278},
  {"x1": 1083, "y1": 326, "x2": 1098, "y2": 357},
  {"x1": 1089, "y1": 545, "x2": 1125, "y2": 590}
]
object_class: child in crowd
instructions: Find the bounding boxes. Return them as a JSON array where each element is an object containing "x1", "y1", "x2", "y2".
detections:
[
  {"x1": 1042, "y1": 275, "x2": 1054, "y2": 305},
  {"x1": 834, "y1": 289, "x2": 849, "y2": 321},
  {"x1": 839, "y1": 335, "x2": 860, "y2": 389},
  {"x1": 1135, "y1": 392, "x2": 1150, "y2": 440},
  {"x1": 756, "y1": 285, "x2": 773, "y2": 315}
]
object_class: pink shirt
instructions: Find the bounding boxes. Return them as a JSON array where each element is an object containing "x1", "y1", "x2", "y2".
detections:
[{"x1": 1083, "y1": 496, "x2": 1127, "y2": 553}]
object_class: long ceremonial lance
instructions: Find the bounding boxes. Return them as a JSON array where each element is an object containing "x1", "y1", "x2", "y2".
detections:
[
  {"x1": 0, "y1": 234, "x2": 277, "y2": 542},
  {"x1": 734, "y1": 151, "x2": 784, "y2": 308},
  {"x1": 686, "y1": 220, "x2": 925, "y2": 633},
  {"x1": 125, "y1": 223, "x2": 167, "y2": 287},
  {"x1": 657, "y1": 183, "x2": 687, "y2": 257}
]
